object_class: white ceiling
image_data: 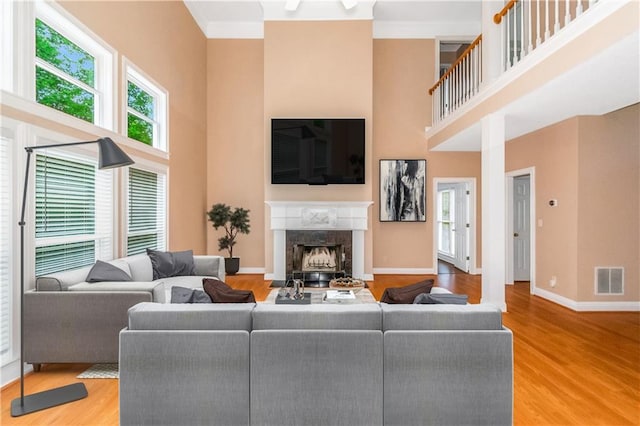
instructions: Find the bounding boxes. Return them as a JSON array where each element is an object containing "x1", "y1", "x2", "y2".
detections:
[{"x1": 183, "y1": 0, "x2": 482, "y2": 38}]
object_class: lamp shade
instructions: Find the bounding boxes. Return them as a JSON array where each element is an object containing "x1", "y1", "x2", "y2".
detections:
[{"x1": 97, "y1": 137, "x2": 134, "y2": 169}]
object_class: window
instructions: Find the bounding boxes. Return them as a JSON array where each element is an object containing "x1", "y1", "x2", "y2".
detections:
[
  {"x1": 437, "y1": 189, "x2": 456, "y2": 256},
  {"x1": 126, "y1": 167, "x2": 166, "y2": 255},
  {"x1": 34, "y1": 151, "x2": 113, "y2": 275},
  {"x1": 0, "y1": 130, "x2": 14, "y2": 364},
  {"x1": 125, "y1": 63, "x2": 168, "y2": 151},
  {"x1": 35, "y1": 18, "x2": 95, "y2": 123},
  {"x1": 31, "y1": 0, "x2": 115, "y2": 128}
]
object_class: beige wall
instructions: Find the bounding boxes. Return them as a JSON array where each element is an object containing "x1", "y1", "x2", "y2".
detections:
[
  {"x1": 263, "y1": 20, "x2": 374, "y2": 274},
  {"x1": 507, "y1": 118, "x2": 580, "y2": 299},
  {"x1": 577, "y1": 104, "x2": 639, "y2": 301},
  {"x1": 374, "y1": 39, "x2": 482, "y2": 270},
  {"x1": 61, "y1": 0, "x2": 208, "y2": 254},
  {"x1": 206, "y1": 40, "x2": 265, "y2": 266},
  {"x1": 507, "y1": 104, "x2": 639, "y2": 302}
]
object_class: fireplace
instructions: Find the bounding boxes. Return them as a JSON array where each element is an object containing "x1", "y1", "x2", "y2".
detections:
[
  {"x1": 296, "y1": 245, "x2": 343, "y2": 272},
  {"x1": 286, "y1": 230, "x2": 351, "y2": 287},
  {"x1": 266, "y1": 201, "x2": 373, "y2": 284}
]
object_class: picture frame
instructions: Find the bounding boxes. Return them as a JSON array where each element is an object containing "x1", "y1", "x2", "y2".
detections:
[{"x1": 379, "y1": 159, "x2": 426, "y2": 222}]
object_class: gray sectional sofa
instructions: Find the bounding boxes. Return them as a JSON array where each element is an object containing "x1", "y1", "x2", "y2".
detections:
[
  {"x1": 24, "y1": 253, "x2": 225, "y2": 370},
  {"x1": 119, "y1": 301, "x2": 513, "y2": 426}
]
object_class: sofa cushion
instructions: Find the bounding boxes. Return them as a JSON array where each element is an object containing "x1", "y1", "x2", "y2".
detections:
[
  {"x1": 86, "y1": 260, "x2": 132, "y2": 283},
  {"x1": 252, "y1": 304, "x2": 382, "y2": 330},
  {"x1": 381, "y1": 304, "x2": 503, "y2": 331},
  {"x1": 170, "y1": 286, "x2": 211, "y2": 303},
  {"x1": 147, "y1": 249, "x2": 196, "y2": 280},
  {"x1": 68, "y1": 281, "x2": 166, "y2": 303},
  {"x1": 122, "y1": 254, "x2": 154, "y2": 282},
  {"x1": 193, "y1": 256, "x2": 223, "y2": 279},
  {"x1": 127, "y1": 302, "x2": 255, "y2": 331},
  {"x1": 203, "y1": 278, "x2": 256, "y2": 303},
  {"x1": 380, "y1": 279, "x2": 434, "y2": 304}
]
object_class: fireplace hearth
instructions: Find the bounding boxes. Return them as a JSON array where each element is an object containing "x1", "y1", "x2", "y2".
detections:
[{"x1": 285, "y1": 231, "x2": 351, "y2": 287}]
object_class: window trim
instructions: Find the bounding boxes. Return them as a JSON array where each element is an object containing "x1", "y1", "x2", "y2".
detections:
[{"x1": 122, "y1": 58, "x2": 169, "y2": 153}]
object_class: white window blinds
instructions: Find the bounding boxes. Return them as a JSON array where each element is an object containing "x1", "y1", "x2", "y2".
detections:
[
  {"x1": 34, "y1": 152, "x2": 113, "y2": 276},
  {"x1": 127, "y1": 167, "x2": 166, "y2": 255},
  {"x1": 0, "y1": 132, "x2": 13, "y2": 360}
]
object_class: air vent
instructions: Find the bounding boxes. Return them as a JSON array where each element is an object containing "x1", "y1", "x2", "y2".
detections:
[{"x1": 595, "y1": 267, "x2": 624, "y2": 295}]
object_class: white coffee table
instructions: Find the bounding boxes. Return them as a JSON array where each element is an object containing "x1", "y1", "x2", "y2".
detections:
[{"x1": 263, "y1": 288, "x2": 376, "y2": 304}]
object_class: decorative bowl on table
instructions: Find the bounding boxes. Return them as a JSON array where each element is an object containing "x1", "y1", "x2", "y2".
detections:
[{"x1": 329, "y1": 277, "x2": 365, "y2": 293}]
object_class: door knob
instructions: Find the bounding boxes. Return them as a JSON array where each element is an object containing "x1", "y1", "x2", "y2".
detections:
[{"x1": 514, "y1": 232, "x2": 519, "y2": 237}]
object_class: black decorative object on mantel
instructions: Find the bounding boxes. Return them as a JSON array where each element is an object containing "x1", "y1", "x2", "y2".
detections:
[
  {"x1": 11, "y1": 137, "x2": 134, "y2": 417},
  {"x1": 206, "y1": 203, "x2": 250, "y2": 275}
]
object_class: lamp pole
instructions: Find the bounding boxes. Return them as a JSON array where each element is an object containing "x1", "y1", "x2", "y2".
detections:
[{"x1": 11, "y1": 137, "x2": 133, "y2": 417}]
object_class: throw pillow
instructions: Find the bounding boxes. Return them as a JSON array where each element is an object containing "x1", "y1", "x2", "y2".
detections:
[
  {"x1": 380, "y1": 279, "x2": 434, "y2": 304},
  {"x1": 202, "y1": 278, "x2": 256, "y2": 303},
  {"x1": 146, "y1": 249, "x2": 196, "y2": 280},
  {"x1": 171, "y1": 286, "x2": 212, "y2": 303},
  {"x1": 413, "y1": 292, "x2": 468, "y2": 305},
  {"x1": 86, "y1": 260, "x2": 132, "y2": 283}
]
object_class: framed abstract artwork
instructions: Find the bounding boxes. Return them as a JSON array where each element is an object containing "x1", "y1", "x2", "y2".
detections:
[{"x1": 379, "y1": 159, "x2": 426, "y2": 222}]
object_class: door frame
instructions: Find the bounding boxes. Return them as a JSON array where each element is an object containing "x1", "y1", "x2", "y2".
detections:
[
  {"x1": 432, "y1": 177, "x2": 478, "y2": 274},
  {"x1": 506, "y1": 167, "x2": 536, "y2": 294}
]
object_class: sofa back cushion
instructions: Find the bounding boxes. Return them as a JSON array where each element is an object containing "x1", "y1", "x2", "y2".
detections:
[
  {"x1": 35, "y1": 259, "x2": 132, "y2": 291},
  {"x1": 128, "y1": 302, "x2": 254, "y2": 331},
  {"x1": 121, "y1": 254, "x2": 154, "y2": 282},
  {"x1": 381, "y1": 303, "x2": 503, "y2": 331},
  {"x1": 252, "y1": 304, "x2": 382, "y2": 330}
]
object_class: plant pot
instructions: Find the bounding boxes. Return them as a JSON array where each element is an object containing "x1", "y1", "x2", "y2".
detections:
[{"x1": 225, "y1": 257, "x2": 240, "y2": 275}]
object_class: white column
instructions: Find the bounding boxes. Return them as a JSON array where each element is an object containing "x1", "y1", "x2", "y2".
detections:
[
  {"x1": 481, "y1": 113, "x2": 507, "y2": 311},
  {"x1": 482, "y1": 0, "x2": 504, "y2": 84},
  {"x1": 273, "y1": 229, "x2": 286, "y2": 281}
]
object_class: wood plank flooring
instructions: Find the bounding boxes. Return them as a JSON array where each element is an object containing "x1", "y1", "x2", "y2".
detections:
[{"x1": 2, "y1": 274, "x2": 638, "y2": 425}]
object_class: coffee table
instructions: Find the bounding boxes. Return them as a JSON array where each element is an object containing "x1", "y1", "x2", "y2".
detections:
[{"x1": 263, "y1": 288, "x2": 376, "y2": 304}]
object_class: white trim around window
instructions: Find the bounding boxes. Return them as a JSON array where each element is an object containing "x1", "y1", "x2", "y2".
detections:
[
  {"x1": 122, "y1": 58, "x2": 169, "y2": 153},
  {"x1": 6, "y1": 0, "x2": 117, "y2": 130}
]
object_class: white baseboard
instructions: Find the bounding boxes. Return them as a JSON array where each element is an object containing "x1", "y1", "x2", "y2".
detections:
[
  {"x1": 237, "y1": 267, "x2": 265, "y2": 274},
  {"x1": 534, "y1": 288, "x2": 640, "y2": 311},
  {"x1": 264, "y1": 273, "x2": 275, "y2": 280},
  {"x1": 361, "y1": 273, "x2": 374, "y2": 281},
  {"x1": 372, "y1": 268, "x2": 435, "y2": 275},
  {"x1": 1, "y1": 359, "x2": 32, "y2": 388}
]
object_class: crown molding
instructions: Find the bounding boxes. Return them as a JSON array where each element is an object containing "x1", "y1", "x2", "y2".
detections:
[{"x1": 261, "y1": 0, "x2": 375, "y2": 21}]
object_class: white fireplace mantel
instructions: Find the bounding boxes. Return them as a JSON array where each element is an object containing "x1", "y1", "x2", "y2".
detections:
[{"x1": 265, "y1": 201, "x2": 373, "y2": 281}]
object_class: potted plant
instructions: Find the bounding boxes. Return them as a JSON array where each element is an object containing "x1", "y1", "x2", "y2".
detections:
[{"x1": 206, "y1": 203, "x2": 250, "y2": 275}]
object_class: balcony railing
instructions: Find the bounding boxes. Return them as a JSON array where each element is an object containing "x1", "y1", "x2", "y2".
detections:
[
  {"x1": 429, "y1": 0, "x2": 600, "y2": 126},
  {"x1": 496, "y1": 0, "x2": 599, "y2": 70},
  {"x1": 429, "y1": 34, "x2": 483, "y2": 126}
]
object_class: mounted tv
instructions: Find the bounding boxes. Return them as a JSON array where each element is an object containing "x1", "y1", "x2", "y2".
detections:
[{"x1": 271, "y1": 118, "x2": 365, "y2": 185}]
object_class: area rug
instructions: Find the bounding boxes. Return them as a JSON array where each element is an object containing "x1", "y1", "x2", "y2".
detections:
[{"x1": 77, "y1": 363, "x2": 119, "y2": 379}]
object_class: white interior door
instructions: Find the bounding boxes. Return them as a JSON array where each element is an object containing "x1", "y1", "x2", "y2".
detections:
[
  {"x1": 513, "y1": 176, "x2": 530, "y2": 281},
  {"x1": 453, "y1": 183, "x2": 469, "y2": 272}
]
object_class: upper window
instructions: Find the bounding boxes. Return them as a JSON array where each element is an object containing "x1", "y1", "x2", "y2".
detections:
[
  {"x1": 34, "y1": 150, "x2": 114, "y2": 276},
  {"x1": 35, "y1": 18, "x2": 96, "y2": 123},
  {"x1": 32, "y1": 1, "x2": 115, "y2": 129},
  {"x1": 125, "y1": 63, "x2": 168, "y2": 151}
]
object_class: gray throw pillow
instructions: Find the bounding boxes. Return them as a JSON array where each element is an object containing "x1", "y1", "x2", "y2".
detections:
[
  {"x1": 147, "y1": 249, "x2": 196, "y2": 280},
  {"x1": 413, "y1": 292, "x2": 468, "y2": 305},
  {"x1": 86, "y1": 260, "x2": 132, "y2": 283},
  {"x1": 171, "y1": 286, "x2": 212, "y2": 303}
]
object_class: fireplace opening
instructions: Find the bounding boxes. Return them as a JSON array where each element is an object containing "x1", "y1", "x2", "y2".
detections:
[{"x1": 295, "y1": 244, "x2": 344, "y2": 272}]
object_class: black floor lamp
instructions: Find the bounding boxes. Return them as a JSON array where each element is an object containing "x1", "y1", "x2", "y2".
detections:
[{"x1": 11, "y1": 137, "x2": 134, "y2": 417}]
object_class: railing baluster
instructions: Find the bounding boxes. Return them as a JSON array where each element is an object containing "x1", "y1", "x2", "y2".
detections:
[
  {"x1": 565, "y1": 0, "x2": 571, "y2": 25},
  {"x1": 577, "y1": 0, "x2": 584, "y2": 15},
  {"x1": 519, "y1": 2, "x2": 525, "y2": 61},
  {"x1": 528, "y1": 0, "x2": 533, "y2": 53},
  {"x1": 544, "y1": 0, "x2": 551, "y2": 41},
  {"x1": 536, "y1": 0, "x2": 542, "y2": 47},
  {"x1": 555, "y1": 0, "x2": 560, "y2": 34}
]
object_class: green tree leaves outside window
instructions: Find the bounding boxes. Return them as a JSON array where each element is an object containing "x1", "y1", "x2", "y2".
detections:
[
  {"x1": 35, "y1": 19, "x2": 95, "y2": 122},
  {"x1": 127, "y1": 81, "x2": 155, "y2": 146}
]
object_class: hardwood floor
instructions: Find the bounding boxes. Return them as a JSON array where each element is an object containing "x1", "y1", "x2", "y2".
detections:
[{"x1": 2, "y1": 274, "x2": 638, "y2": 425}]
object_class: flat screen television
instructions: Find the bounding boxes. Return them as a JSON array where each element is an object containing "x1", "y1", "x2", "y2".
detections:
[{"x1": 271, "y1": 118, "x2": 365, "y2": 185}]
